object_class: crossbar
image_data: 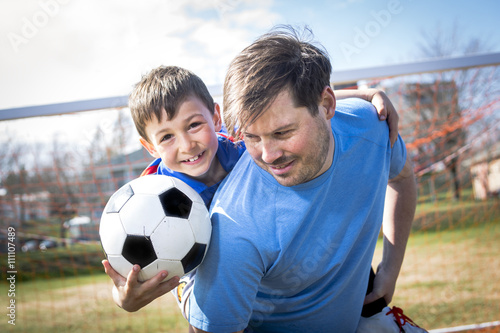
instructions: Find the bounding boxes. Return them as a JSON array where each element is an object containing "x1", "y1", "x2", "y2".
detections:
[{"x1": 1, "y1": 52, "x2": 499, "y2": 121}]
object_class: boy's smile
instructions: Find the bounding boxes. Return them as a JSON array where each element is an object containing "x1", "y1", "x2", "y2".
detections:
[
  {"x1": 182, "y1": 151, "x2": 204, "y2": 163},
  {"x1": 140, "y1": 96, "x2": 226, "y2": 186}
]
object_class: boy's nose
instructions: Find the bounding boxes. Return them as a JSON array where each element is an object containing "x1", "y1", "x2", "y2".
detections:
[{"x1": 178, "y1": 134, "x2": 195, "y2": 152}]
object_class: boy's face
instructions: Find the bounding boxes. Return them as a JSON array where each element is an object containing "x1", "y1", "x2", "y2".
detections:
[{"x1": 140, "y1": 96, "x2": 222, "y2": 184}]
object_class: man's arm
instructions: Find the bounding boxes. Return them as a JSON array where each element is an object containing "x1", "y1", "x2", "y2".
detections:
[
  {"x1": 364, "y1": 153, "x2": 417, "y2": 305},
  {"x1": 334, "y1": 88, "x2": 399, "y2": 146}
]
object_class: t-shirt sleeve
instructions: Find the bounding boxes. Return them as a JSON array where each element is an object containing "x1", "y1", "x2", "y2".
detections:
[
  {"x1": 188, "y1": 200, "x2": 265, "y2": 332},
  {"x1": 335, "y1": 98, "x2": 408, "y2": 180},
  {"x1": 388, "y1": 134, "x2": 407, "y2": 180}
]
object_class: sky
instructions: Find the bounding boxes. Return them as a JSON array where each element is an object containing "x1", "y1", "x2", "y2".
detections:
[
  {"x1": 1, "y1": 0, "x2": 499, "y2": 111},
  {"x1": 0, "y1": 0, "x2": 499, "y2": 156}
]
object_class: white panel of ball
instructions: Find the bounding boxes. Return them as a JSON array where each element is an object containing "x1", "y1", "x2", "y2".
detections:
[
  {"x1": 100, "y1": 213, "x2": 128, "y2": 255},
  {"x1": 150, "y1": 218, "x2": 196, "y2": 260},
  {"x1": 99, "y1": 175, "x2": 212, "y2": 282},
  {"x1": 120, "y1": 194, "x2": 165, "y2": 236},
  {"x1": 140, "y1": 260, "x2": 185, "y2": 281},
  {"x1": 188, "y1": 203, "x2": 212, "y2": 244}
]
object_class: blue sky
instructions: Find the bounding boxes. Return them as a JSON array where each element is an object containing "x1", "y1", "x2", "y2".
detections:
[{"x1": 1, "y1": 0, "x2": 499, "y2": 110}]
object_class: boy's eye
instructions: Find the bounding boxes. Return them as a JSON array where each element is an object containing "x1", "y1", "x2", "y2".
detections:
[
  {"x1": 189, "y1": 122, "x2": 202, "y2": 129},
  {"x1": 160, "y1": 134, "x2": 173, "y2": 142}
]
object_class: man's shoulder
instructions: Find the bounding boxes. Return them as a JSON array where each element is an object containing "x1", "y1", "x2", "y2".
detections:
[
  {"x1": 218, "y1": 151, "x2": 259, "y2": 191},
  {"x1": 335, "y1": 98, "x2": 378, "y2": 120},
  {"x1": 212, "y1": 152, "x2": 274, "y2": 212},
  {"x1": 333, "y1": 98, "x2": 389, "y2": 146}
]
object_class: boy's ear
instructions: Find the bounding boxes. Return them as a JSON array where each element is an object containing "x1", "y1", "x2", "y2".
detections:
[
  {"x1": 139, "y1": 137, "x2": 161, "y2": 158},
  {"x1": 213, "y1": 103, "x2": 222, "y2": 132},
  {"x1": 320, "y1": 86, "x2": 336, "y2": 120}
]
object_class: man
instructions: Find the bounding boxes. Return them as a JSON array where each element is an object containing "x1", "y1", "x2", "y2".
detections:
[{"x1": 187, "y1": 26, "x2": 417, "y2": 332}]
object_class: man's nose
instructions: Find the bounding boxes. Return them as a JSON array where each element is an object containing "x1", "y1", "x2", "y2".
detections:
[{"x1": 261, "y1": 141, "x2": 282, "y2": 164}]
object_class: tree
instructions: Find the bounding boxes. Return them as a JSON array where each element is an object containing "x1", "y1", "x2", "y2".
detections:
[
  {"x1": 405, "y1": 22, "x2": 498, "y2": 200},
  {"x1": 400, "y1": 80, "x2": 465, "y2": 201},
  {"x1": 3, "y1": 167, "x2": 29, "y2": 226}
]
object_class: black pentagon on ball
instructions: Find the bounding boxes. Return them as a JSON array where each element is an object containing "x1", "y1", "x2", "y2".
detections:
[
  {"x1": 122, "y1": 235, "x2": 158, "y2": 268},
  {"x1": 181, "y1": 242, "x2": 207, "y2": 273},
  {"x1": 159, "y1": 187, "x2": 192, "y2": 219},
  {"x1": 106, "y1": 184, "x2": 134, "y2": 213}
]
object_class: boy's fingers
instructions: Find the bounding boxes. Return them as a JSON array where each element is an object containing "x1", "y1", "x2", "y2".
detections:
[
  {"x1": 143, "y1": 270, "x2": 168, "y2": 288},
  {"x1": 159, "y1": 275, "x2": 181, "y2": 292},
  {"x1": 102, "y1": 260, "x2": 125, "y2": 286},
  {"x1": 125, "y1": 265, "x2": 141, "y2": 288},
  {"x1": 143, "y1": 271, "x2": 180, "y2": 297},
  {"x1": 387, "y1": 111, "x2": 399, "y2": 147},
  {"x1": 376, "y1": 104, "x2": 387, "y2": 120}
]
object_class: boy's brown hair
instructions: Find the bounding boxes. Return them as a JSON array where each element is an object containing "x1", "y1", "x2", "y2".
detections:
[
  {"x1": 223, "y1": 25, "x2": 332, "y2": 138},
  {"x1": 129, "y1": 66, "x2": 215, "y2": 142}
]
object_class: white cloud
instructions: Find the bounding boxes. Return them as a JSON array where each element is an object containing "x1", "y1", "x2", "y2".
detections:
[{"x1": 0, "y1": 0, "x2": 280, "y2": 109}]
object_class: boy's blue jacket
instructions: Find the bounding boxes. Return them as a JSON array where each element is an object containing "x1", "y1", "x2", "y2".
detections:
[{"x1": 140, "y1": 133, "x2": 245, "y2": 206}]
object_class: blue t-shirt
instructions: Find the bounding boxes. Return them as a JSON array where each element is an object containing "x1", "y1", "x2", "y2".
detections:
[
  {"x1": 188, "y1": 99, "x2": 407, "y2": 332},
  {"x1": 144, "y1": 134, "x2": 245, "y2": 206}
]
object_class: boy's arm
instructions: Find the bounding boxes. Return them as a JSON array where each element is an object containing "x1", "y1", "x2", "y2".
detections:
[
  {"x1": 364, "y1": 153, "x2": 417, "y2": 305},
  {"x1": 334, "y1": 88, "x2": 399, "y2": 146},
  {"x1": 102, "y1": 259, "x2": 179, "y2": 312}
]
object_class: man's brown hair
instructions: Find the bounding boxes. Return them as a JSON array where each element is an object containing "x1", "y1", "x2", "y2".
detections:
[{"x1": 223, "y1": 25, "x2": 332, "y2": 137}]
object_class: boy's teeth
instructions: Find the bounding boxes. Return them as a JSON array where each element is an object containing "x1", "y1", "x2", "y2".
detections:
[{"x1": 186, "y1": 153, "x2": 202, "y2": 162}]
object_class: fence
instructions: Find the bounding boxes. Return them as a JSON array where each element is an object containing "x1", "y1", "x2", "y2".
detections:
[{"x1": 0, "y1": 53, "x2": 499, "y2": 332}]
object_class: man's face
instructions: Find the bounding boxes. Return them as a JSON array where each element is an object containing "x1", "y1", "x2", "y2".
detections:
[{"x1": 242, "y1": 89, "x2": 335, "y2": 187}]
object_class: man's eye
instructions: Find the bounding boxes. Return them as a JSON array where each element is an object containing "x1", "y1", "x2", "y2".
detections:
[{"x1": 275, "y1": 130, "x2": 290, "y2": 136}]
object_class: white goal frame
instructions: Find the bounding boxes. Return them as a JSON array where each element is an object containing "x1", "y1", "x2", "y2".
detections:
[{"x1": 0, "y1": 52, "x2": 499, "y2": 121}]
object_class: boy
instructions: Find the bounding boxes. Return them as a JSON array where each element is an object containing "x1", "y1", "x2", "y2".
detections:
[{"x1": 103, "y1": 65, "x2": 420, "y2": 331}]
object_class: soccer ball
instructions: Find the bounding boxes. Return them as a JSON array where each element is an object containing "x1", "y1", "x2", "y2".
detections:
[{"x1": 99, "y1": 175, "x2": 211, "y2": 281}]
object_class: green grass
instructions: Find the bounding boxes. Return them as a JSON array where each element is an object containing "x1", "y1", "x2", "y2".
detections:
[
  {"x1": 0, "y1": 243, "x2": 106, "y2": 282},
  {"x1": 372, "y1": 214, "x2": 500, "y2": 329},
  {"x1": 0, "y1": 273, "x2": 189, "y2": 333},
  {"x1": 413, "y1": 197, "x2": 499, "y2": 232}
]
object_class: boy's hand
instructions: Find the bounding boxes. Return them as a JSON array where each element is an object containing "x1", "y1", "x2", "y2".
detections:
[
  {"x1": 370, "y1": 90, "x2": 399, "y2": 147},
  {"x1": 102, "y1": 259, "x2": 180, "y2": 312}
]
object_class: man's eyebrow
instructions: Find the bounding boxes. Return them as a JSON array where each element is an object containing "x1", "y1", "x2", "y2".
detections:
[{"x1": 243, "y1": 123, "x2": 295, "y2": 138}]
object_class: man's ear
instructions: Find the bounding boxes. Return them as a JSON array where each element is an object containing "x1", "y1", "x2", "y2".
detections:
[
  {"x1": 139, "y1": 137, "x2": 160, "y2": 158},
  {"x1": 320, "y1": 86, "x2": 336, "y2": 120},
  {"x1": 213, "y1": 103, "x2": 222, "y2": 132}
]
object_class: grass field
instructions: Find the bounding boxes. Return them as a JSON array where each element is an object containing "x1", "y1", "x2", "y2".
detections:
[
  {"x1": 1, "y1": 199, "x2": 499, "y2": 332},
  {"x1": 374, "y1": 217, "x2": 500, "y2": 330},
  {"x1": 0, "y1": 274, "x2": 190, "y2": 333}
]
